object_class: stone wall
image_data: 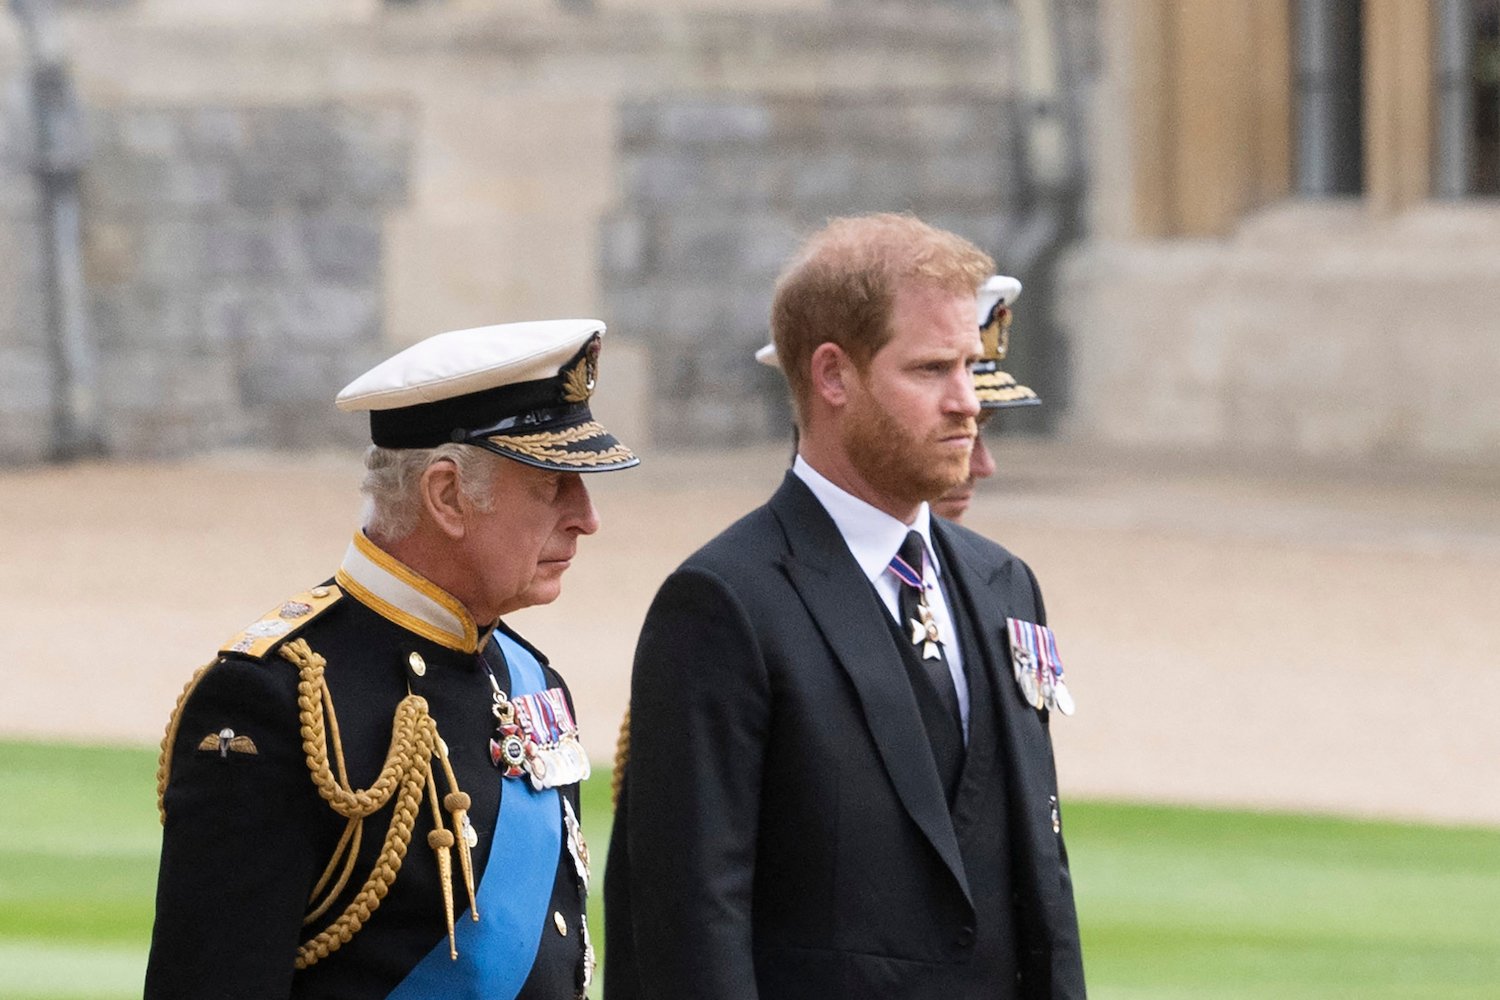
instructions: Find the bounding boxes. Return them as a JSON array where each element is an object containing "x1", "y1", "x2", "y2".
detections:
[
  {"x1": 0, "y1": 76, "x2": 411, "y2": 462},
  {"x1": 0, "y1": 42, "x2": 47, "y2": 463},
  {"x1": 0, "y1": 2, "x2": 1041, "y2": 461},
  {"x1": 82, "y1": 103, "x2": 410, "y2": 456},
  {"x1": 601, "y1": 91, "x2": 1023, "y2": 444}
]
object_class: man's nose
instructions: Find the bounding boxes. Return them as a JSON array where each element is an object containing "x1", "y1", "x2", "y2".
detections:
[
  {"x1": 970, "y1": 435, "x2": 996, "y2": 480},
  {"x1": 949, "y1": 369, "x2": 981, "y2": 418},
  {"x1": 562, "y1": 475, "x2": 601, "y2": 535}
]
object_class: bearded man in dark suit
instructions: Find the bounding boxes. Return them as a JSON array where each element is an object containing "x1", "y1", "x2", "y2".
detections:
[{"x1": 606, "y1": 213, "x2": 1085, "y2": 1000}]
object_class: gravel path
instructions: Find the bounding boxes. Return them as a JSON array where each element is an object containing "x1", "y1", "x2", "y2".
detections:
[{"x1": 3, "y1": 443, "x2": 1496, "y2": 826}]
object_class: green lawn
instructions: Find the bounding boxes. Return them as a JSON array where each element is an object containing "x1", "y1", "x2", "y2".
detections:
[
  {"x1": 1065, "y1": 803, "x2": 1500, "y2": 998},
  {"x1": 1, "y1": 740, "x2": 1496, "y2": 999}
]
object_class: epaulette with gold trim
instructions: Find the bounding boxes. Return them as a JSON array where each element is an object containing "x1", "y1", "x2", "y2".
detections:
[{"x1": 219, "y1": 585, "x2": 344, "y2": 660}]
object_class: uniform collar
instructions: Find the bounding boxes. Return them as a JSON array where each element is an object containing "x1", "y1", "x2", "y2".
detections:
[
  {"x1": 791, "y1": 455, "x2": 940, "y2": 587},
  {"x1": 334, "y1": 531, "x2": 492, "y2": 653}
]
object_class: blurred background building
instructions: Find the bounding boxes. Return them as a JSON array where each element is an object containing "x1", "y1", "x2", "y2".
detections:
[
  {"x1": 1071, "y1": 0, "x2": 1500, "y2": 467},
  {"x1": 1, "y1": 0, "x2": 1496, "y2": 468}
]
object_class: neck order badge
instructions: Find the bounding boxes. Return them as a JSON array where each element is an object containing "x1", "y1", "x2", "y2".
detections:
[
  {"x1": 889, "y1": 531, "x2": 962, "y2": 725},
  {"x1": 888, "y1": 532, "x2": 943, "y2": 661}
]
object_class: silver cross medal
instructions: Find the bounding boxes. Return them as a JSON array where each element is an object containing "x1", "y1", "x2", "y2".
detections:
[{"x1": 909, "y1": 599, "x2": 943, "y2": 660}]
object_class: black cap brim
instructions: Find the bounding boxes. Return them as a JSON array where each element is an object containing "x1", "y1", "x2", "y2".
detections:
[{"x1": 475, "y1": 416, "x2": 639, "y2": 473}]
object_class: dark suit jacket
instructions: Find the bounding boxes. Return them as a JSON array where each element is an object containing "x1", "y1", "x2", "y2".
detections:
[{"x1": 607, "y1": 473, "x2": 1084, "y2": 999}]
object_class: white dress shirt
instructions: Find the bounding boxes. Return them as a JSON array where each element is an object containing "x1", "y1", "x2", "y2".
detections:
[{"x1": 792, "y1": 456, "x2": 970, "y2": 741}]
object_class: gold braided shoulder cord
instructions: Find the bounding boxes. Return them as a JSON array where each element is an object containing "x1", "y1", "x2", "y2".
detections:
[
  {"x1": 611, "y1": 708, "x2": 631, "y2": 808},
  {"x1": 155, "y1": 639, "x2": 478, "y2": 969},
  {"x1": 280, "y1": 638, "x2": 477, "y2": 969},
  {"x1": 157, "y1": 660, "x2": 219, "y2": 825}
]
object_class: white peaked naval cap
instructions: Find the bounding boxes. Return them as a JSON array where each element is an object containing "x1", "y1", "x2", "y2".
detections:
[{"x1": 336, "y1": 319, "x2": 638, "y2": 472}]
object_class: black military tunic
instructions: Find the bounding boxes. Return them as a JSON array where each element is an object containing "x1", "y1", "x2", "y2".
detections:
[{"x1": 146, "y1": 534, "x2": 593, "y2": 1000}]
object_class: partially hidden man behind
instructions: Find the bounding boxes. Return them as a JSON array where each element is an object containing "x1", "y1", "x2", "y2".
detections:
[
  {"x1": 932, "y1": 274, "x2": 1040, "y2": 522},
  {"x1": 147, "y1": 320, "x2": 637, "y2": 1000},
  {"x1": 606, "y1": 215, "x2": 1084, "y2": 999}
]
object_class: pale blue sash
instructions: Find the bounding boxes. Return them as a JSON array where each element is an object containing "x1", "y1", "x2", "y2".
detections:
[{"x1": 388, "y1": 631, "x2": 561, "y2": 999}]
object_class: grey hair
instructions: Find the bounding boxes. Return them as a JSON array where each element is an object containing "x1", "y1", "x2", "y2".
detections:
[{"x1": 360, "y1": 443, "x2": 503, "y2": 543}]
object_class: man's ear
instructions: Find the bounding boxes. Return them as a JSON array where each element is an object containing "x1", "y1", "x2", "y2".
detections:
[
  {"x1": 420, "y1": 459, "x2": 466, "y2": 540},
  {"x1": 810, "y1": 342, "x2": 852, "y2": 408}
]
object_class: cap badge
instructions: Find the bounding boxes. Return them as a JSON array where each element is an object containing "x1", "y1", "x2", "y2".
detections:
[
  {"x1": 561, "y1": 337, "x2": 601, "y2": 403},
  {"x1": 981, "y1": 306, "x2": 1011, "y2": 362}
]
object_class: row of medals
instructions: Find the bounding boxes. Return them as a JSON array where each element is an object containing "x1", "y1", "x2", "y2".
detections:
[
  {"x1": 488, "y1": 684, "x2": 597, "y2": 992},
  {"x1": 488, "y1": 686, "x2": 592, "y2": 791},
  {"x1": 1012, "y1": 646, "x2": 1075, "y2": 716}
]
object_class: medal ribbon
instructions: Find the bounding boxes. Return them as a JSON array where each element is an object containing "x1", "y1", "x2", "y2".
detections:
[
  {"x1": 388, "y1": 630, "x2": 562, "y2": 1000},
  {"x1": 1042, "y1": 624, "x2": 1065, "y2": 681},
  {"x1": 886, "y1": 552, "x2": 924, "y2": 591},
  {"x1": 1007, "y1": 618, "x2": 1067, "y2": 684},
  {"x1": 546, "y1": 689, "x2": 575, "y2": 732},
  {"x1": 511, "y1": 688, "x2": 578, "y2": 746}
]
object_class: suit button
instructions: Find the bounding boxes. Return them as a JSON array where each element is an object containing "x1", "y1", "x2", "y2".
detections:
[{"x1": 956, "y1": 925, "x2": 975, "y2": 948}]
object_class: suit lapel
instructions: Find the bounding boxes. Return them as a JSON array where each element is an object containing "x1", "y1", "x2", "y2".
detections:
[
  {"x1": 933, "y1": 521, "x2": 1068, "y2": 924},
  {"x1": 769, "y1": 475, "x2": 973, "y2": 908}
]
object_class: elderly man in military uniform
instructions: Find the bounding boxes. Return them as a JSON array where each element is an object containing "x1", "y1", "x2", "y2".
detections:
[{"x1": 147, "y1": 319, "x2": 636, "y2": 1000}]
